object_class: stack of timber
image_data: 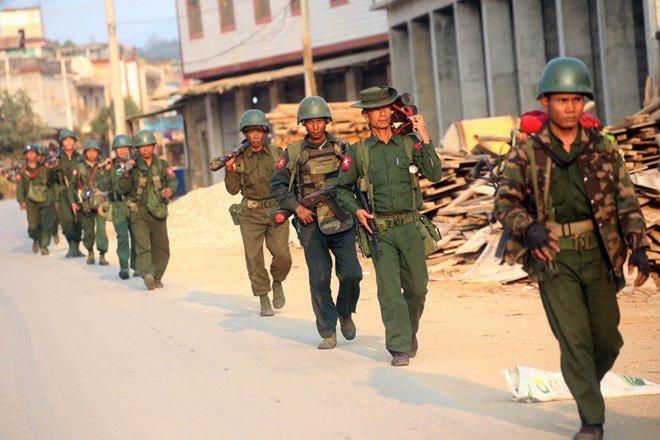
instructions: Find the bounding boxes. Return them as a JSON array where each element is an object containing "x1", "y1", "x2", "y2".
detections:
[{"x1": 268, "y1": 102, "x2": 370, "y2": 147}]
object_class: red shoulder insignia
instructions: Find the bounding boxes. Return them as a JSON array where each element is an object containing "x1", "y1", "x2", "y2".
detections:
[
  {"x1": 72, "y1": 169, "x2": 78, "y2": 176},
  {"x1": 414, "y1": 141, "x2": 423, "y2": 151},
  {"x1": 15, "y1": 174, "x2": 21, "y2": 182},
  {"x1": 166, "y1": 166, "x2": 175, "y2": 177},
  {"x1": 520, "y1": 110, "x2": 548, "y2": 134},
  {"x1": 341, "y1": 155, "x2": 352, "y2": 170},
  {"x1": 276, "y1": 155, "x2": 287, "y2": 170},
  {"x1": 579, "y1": 113, "x2": 601, "y2": 130}
]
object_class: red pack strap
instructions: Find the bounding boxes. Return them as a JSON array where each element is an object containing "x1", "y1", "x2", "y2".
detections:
[{"x1": 78, "y1": 165, "x2": 99, "y2": 191}]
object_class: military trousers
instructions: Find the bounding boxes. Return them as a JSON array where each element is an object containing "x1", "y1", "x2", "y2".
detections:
[
  {"x1": 51, "y1": 189, "x2": 60, "y2": 238},
  {"x1": 57, "y1": 187, "x2": 82, "y2": 243},
  {"x1": 133, "y1": 208, "x2": 170, "y2": 280},
  {"x1": 239, "y1": 206, "x2": 292, "y2": 295},
  {"x1": 538, "y1": 247, "x2": 623, "y2": 425},
  {"x1": 81, "y1": 209, "x2": 108, "y2": 253},
  {"x1": 26, "y1": 199, "x2": 54, "y2": 248},
  {"x1": 111, "y1": 202, "x2": 136, "y2": 271},
  {"x1": 300, "y1": 221, "x2": 362, "y2": 338},
  {"x1": 370, "y1": 220, "x2": 428, "y2": 353}
]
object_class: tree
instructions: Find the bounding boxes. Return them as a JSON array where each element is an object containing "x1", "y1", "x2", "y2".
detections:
[
  {"x1": 90, "y1": 96, "x2": 141, "y2": 140},
  {"x1": 0, "y1": 90, "x2": 48, "y2": 157}
]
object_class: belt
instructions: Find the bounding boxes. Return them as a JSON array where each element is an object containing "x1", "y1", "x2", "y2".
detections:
[
  {"x1": 108, "y1": 192, "x2": 127, "y2": 202},
  {"x1": 375, "y1": 211, "x2": 418, "y2": 230},
  {"x1": 245, "y1": 198, "x2": 277, "y2": 209},
  {"x1": 548, "y1": 219, "x2": 599, "y2": 251}
]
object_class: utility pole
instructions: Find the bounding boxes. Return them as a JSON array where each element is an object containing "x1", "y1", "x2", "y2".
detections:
[
  {"x1": 59, "y1": 56, "x2": 73, "y2": 130},
  {"x1": 104, "y1": 0, "x2": 126, "y2": 135},
  {"x1": 301, "y1": 0, "x2": 317, "y2": 96},
  {"x1": 2, "y1": 51, "x2": 11, "y2": 93}
]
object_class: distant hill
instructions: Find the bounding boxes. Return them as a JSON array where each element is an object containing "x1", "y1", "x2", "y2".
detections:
[{"x1": 138, "y1": 35, "x2": 180, "y2": 61}]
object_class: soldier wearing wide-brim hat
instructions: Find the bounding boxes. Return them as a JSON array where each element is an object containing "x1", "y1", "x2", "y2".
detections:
[
  {"x1": 224, "y1": 109, "x2": 292, "y2": 317},
  {"x1": 270, "y1": 96, "x2": 362, "y2": 349},
  {"x1": 335, "y1": 86, "x2": 443, "y2": 366},
  {"x1": 495, "y1": 57, "x2": 650, "y2": 440}
]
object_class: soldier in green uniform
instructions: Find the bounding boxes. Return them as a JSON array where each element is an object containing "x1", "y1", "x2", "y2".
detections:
[
  {"x1": 16, "y1": 144, "x2": 55, "y2": 255},
  {"x1": 495, "y1": 57, "x2": 650, "y2": 440},
  {"x1": 335, "y1": 86, "x2": 442, "y2": 366},
  {"x1": 99, "y1": 134, "x2": 138, "y2": 280},
  {"x1": 53, "y1": 129, "x2": 85, "y2": 258},
  {"x1": 47, "y1": 143, "x2": 61, "y2": 245},
  {"x1": 69, "y1": 139, "x2": 109, "y2": 266},
  {"x1": 224, "y1": 110, "x2": 292, "y2": 316},
  {"x1": 270, "y1": 96, "x2": 362, "y2": 349},
  {"x1": 119, "y1": 129, "x2": 178, "y2": 291}
]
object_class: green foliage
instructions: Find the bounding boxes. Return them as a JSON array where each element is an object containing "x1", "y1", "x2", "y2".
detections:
[
  {"x1": 138, "y1": 35, "x2": 181, "y2": 61},
  {"x1": 90, "y1": 96, "x2": 141, "y2": 139},
  {"x1": 0, "y1": 90, "x2": 48, "y2": 157}
]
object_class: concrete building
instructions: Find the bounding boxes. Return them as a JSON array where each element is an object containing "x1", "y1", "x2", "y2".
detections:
[
  {"x1": 174, "y1": 0, "x2": 391, "y2": 188},
  {"x1": 375, "y1": 0, "x2": 660, "y2": 142}
]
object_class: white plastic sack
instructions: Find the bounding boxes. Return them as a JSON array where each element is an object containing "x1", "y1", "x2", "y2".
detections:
[{"x1": 503, "y1": 365, "x2": 660, "y2": 403}]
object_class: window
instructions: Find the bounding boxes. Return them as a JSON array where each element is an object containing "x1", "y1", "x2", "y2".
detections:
[
  {"x1": 186, "y1": 0, "x2": 203, "y2": 39},
  {"x1": 253, "y1": 0, "x2": 271, "y2": 25},
  {"x1": 290, "y1": 0, "x2": 300, "y2": 16},
  {"x1": 219, "y1": 0, "x2": 235, "y2": 32},
  {"x1": 330, "y1": 0, "x2": 349, "y2": 6}
]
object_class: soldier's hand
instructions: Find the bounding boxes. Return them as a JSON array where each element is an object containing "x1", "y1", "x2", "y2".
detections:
[
  {"x1": 355, "y1": 209, "x2": 374, "y2": 234},
  {"x1": 526, "y1": 222, "x2": 560, "y2": 262},
  {"x1": 628, "y1": 247, "x2": 650, "y2": 287},
  {"x1": 71, "y1": 203, "x2": 79, "y2": 216},
  {"x1": 411, "y1": 114, "x2": 431, "y2": 144},
  {"x1": 19, "y1": 202, "x2": 26, "y2": 210},
  {"x1": 124, "y1": 159, "x2": 136, "y2": 173},
  {"x1": 295, "y1": 205, "x2": 315, "y2": 224},
  {"x1": 161, "y1": 188, "x2": 173, "y2": 199},
  {"x1": 224, "y1": 153, "x2": 237, "y2": 172}
]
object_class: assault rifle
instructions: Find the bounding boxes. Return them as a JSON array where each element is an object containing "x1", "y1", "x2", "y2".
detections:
[
  {"x1": 0, "y1": 163, "x2": 20, "y2": 180},
  {"x1": 209, "y1": 139, "x2": 249, "y2": 172},
  {"x1": 355, "y1": 184, "x2": 382, "y2": 256},
  {"x1": 268, "y1": 186, "x2": 348, "y2": 227},
  {"x1": 45, "y1": 145, "x2": 62, "y2": 168}
]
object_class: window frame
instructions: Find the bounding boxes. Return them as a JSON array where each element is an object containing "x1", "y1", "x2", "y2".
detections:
[
  {"x1": 253, "y1": 0, "x2": 272, "y2": 25},
  {"x1": 219, "y1": 0, "x2": 236, "y2": 32},
  {"x1": 186, "y1": 0, "x2": 204, "y2": 40}
]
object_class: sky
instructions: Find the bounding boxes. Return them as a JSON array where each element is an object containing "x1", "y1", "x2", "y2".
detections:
[{"x1": 0, "y1": 0, "x2": 180, "y2": 47}]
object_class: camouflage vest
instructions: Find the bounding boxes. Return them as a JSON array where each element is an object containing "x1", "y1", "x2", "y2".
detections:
[
  {"x1": 287, "y1": 137, "x2": 353, "y2": 234},
  {"x1": 503, "y1": 123, "x2": 631, "y2": 282},
  {"x1": 135, "y1": 157, "x2": 169, "y2": 219}
]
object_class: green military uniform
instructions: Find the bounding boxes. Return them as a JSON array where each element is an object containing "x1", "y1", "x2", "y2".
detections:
[
  {"x1": 69, "y1": 141, "x2": 109, "y2": 264},
  {"x1": 99, "y1": 134, "x2": 137, "y2": 278},
  {"x1": 336, "y1": 128, "x2": 442, "y2": 355},
  {"x1": 16, "y1": 145, "x2": 55, "y2": 253},
  {"x1": 53, "y1": 129, "x2": 84, "y2": 257},
  {"x1": 495, "y1": 57, "x2": 649, "y2": 434},
  {"x1": 270, "y1": 97, "x2": 362, "y2": 345},
  {"x1": 225, "y1": 143, "x2": 292, "y2": 297},
  {"x1": 119, "y1": 130, "x2": 178, "y2": 289}
]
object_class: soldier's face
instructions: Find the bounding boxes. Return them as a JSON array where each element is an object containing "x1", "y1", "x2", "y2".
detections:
[
  {"x1": 138, "y1": 145, "x2": 154, "y2": 159},
  {"x1": 542, "y1": 94, "x2": 585, "y2": 130},
  {"x1": 303, "y1": 118, "x2": 327, "y2": 140},
  {"x1": 25, "y1": 151, "x2": 37, "y2": 162},
  {"x1": 244, "y1": 128, "x2": 266, "y2": 148},
  {"x1": 85, "y1": 149, "x2": 99, "y2": 162},
  {"x1": 363, "y1": 105, "x2": 392, "y2": 129},
  {"x1": 62, "y1": 137, "x2": 75, "y2": 151},
  {"x1": 115, "y1": 146, "x2": 130, "y2": 158}
]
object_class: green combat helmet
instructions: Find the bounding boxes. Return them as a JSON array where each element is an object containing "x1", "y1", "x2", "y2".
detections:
[
  {"x1": 297, "y1": 96, "x2": 332, "y2": 124},
  {"x1": 238, "y1": 109, "x2": 270, "y2": 132},
  {"x1": 36, "y1": 144, "x2": 48, "y2": 156},
  {"x1": 83, "y1": 139, "x2": 102, "y2": 152},
  {"x1": 112, "y1": 134, "x2": 133, "y2": 150},
  {"x1": 538, "y1": 57, "x2": 594, "y2": 100},
  {"x1": 22, "y1": 144, "x2": 40, "y2": 154},
  {"x1": 58, "y1": 128, "x2": 77, "y2": 143},
  {"x1": 133, "y1": 129, "x2": 157, "y2": 148}
]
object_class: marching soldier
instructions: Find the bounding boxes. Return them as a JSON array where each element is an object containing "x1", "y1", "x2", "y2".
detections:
[
  {"x1": 224, "y1": 110, "x2": 292, "y2": 316},
  {"x1": 53, "y1": 129, "x2": 85, "y2": 258},
  {"x1": 119, "y1": 129, "x2": 178, "y2": 291},
  {"x1": 47, "y1": 143, "x2": 61, "y2": 245},
  {"x1": 100, "y1": 134, "x2": 138, "y2": 280},
  {"x1": 69, "y1": 139, "x2": 109, "y2": 265},
  {"x1": 270, "y1": 96, "x2": 362, "y2": 349},
  {"x1": 16, "y1": 144, "x2": 55, "y2": 255},
  {"x1": 335, "y1": 86, "x2": 442, "y2": 366},
  {"x1": 494, "y1": 57, "x2": 650, "y2": 440}
]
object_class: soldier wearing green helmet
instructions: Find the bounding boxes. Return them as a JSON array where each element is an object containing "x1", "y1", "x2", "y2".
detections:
[
  {"x1": 68, "y1": 139, "x2": 109, "y2": 265},
  {"x1": 224, "y1": 109, "x2": 291, "y2": 316},
  {"x1": 119, "y1": 129, "x2": 178, "y2": 291},
  {"x1": 15, "y1": 143, "x2": 56, "y2": 254},
  {"x1": 99, "y1": 134, "x2": 138, "y2": 279},
  {"x1": 495, "y1": 57, "x2": 650, "y2": 440},
  {"x1": 271, "y1": 96, "x2": 362, "y2": 349},
  {"x1": 53, "y1": 128, "x2": 85, "y2": 258}
]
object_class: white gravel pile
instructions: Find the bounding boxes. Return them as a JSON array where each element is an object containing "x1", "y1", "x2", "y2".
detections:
[{"x1": 168, "y1": 183, "x2": 244, "y2": 249}]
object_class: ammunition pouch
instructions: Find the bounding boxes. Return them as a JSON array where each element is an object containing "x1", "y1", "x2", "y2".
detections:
[
  {"x1": 146, "y1": 190, "x2": 167, "y2": 220},
  {"x1": 27, "y1": 184, "x2": 49, "y2": 203},
  {"x1": 417, "y1": 215, "x2": 441, "y2": 256},
  {"x1": 229, "y1": 203, "x2": 243, "y2": 225},
  {"x1": 356, "y1": 226, "x2": 372, "y2": 258}
]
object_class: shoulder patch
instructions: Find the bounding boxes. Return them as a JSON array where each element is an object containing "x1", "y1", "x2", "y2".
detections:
[
  {"x1": 15, "y1": 174, "x2": 21, "y2": 182},
  {"x1": 72, "y1": 169, "x2": 78, "y2": 176},
  {"x1": 276, "y1": 155, "x2": 287, "y2": 170},
  {"x1": 341, "y1": 155, "x2": 352, "y2": 170},
  {"x1": 165, "y1": 166, "x2": 175, "y2": 177},
  {"x1": 414, "y1": 141, "x2": 423, "y2": 151}
]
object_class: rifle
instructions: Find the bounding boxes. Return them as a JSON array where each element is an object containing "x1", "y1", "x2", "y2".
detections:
[
  {"x1": 355, "y1": 184, "x2": 382, "y2": 256},
  {"x1": 46, "y1": 145, "x2": 62, "y2": 168},
  {"x1": 268, "y1": 186, "x2": 348, "y2": 227},
  {"x1": 209, "y1": 139, "x2": 249, "y2": 172}
]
